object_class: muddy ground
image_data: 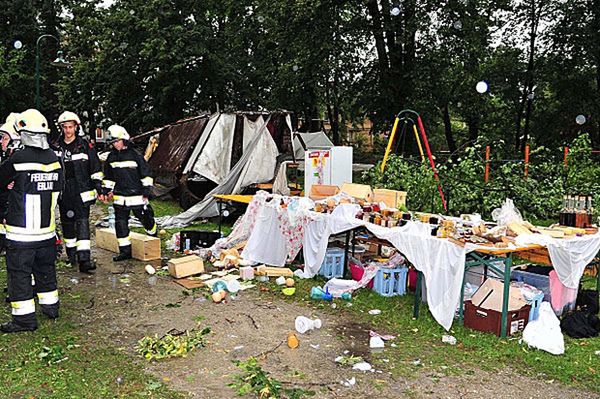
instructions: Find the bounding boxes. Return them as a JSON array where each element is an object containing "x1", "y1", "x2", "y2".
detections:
[{"x1": 57, "y1": 207, "x2": 599, "y2": 399}]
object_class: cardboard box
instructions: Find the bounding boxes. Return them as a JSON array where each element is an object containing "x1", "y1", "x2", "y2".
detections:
[
  {"x1": 373, "y1": 189, "x2": 407, "y2": 209},
  {"x1": 464, "y1": 300, "x2": 531, "y2": 337},
  {"x1": 309, "y1": 185, "x2": 340, "y2": 200},
  {"x1": 470, "y1": 278, "x2": 527, "y2": 312},
  {"x1": 340, "y1": 183, "x2": 373, "y2": 202},
  {"x1": 168, "y1": 255, "x2": 205, "y2": 278},
  {"x1": 95, "y1": 228, "x2": 161, "y2": 261}
]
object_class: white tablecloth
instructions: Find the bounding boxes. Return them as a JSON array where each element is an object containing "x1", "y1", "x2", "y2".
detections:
[{"x1": 243, "y1": 201, "x2": 600, "y2": 331}]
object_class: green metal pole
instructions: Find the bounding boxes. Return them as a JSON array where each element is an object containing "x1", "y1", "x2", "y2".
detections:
[{"x1": 500, "y1": 254, "x2": 513, "y2": 338}]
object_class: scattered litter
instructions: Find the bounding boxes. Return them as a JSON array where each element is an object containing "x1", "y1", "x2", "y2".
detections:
[
  {"x1": 368, "y1": 309, "x2": 381, "y2": 315},
  {"x1": 295, "y1": 316, "x2": 322, "y2": 334},
  {"x1": 287, "y1": 332, "x2": 299, "y2": 349},
  {"x1": 282, "y1": 287, "x2": 296, "y2": 296},
  {"x1": 343, "y1": 350, "x2": 349, "y2": 354},
  {"x1": 369, "y1": 330, "x2": 396, "y2": 340},
  {"x1": 147, "y1": 276, "x2": 157, "y2": 286},
  {"x1": 336, "y1": 354, "x2": 363, "y2": 365},
  {"x1": 211, "y1": 270, "x2": 230, "y2": 277},
  {"x1": 595, "y1": 351, "x2": 600, "y2": 356},
  {"x1": 144, "y1": 264, "x2": 156, "y2": 275},
  {"x1": 390, "y1": 343, "x2": 397, "y2": 348},
  {"x1": 233, "y1": 345, "x2": 244, "y2": 351},
  {"x1": 346, "y1": 302, "x2": 353, "y2": 307},
  {"x1": 276, "y1": 276, "x2": 286, "y2": 285},
  {"x1": 331, "y1": 303, "x2": 337, "y2": 309},
  {"x1": 194, "y1": 297, "x2": 206, "y2": 303},
  {"x1": 116, "y1": 376, "x2": 123, "y2": 385},
  {"x1": 412, "y1": 359, "x2": 421, "y2": 366},
  {"x1": 226, "y1": 279, "x2": 241, "y2": 294},
  {"x1": 341, "y1": 377, "x2": 356, "y2": 387},
  {"x1": 369, "y1": 336, "x2": 385, "y2": 349},
  {"x1": 285, "y1": 278, "x2": 295, "y2": 287},
  {"x1": 442, "y1": 335, "x2": 457, "y2": 345},
  {"x1": 198, "y1": 274, "x2": 213, "y2": 280},
  {"x1": 352, "y1": 362, "x2": 372, "y2": 372},
  {"x1": 382, "y1": 359, "x2": 389, "y2": 363},
  {"x1": 257, "y1": 275, "x2": 269, "y2": 282},
  {"x1": 69, "y1": 278, "x2": 79, "y2": 284},
  {"x1": 310, "y1": 344, "x2": 320, "y2": 350}
]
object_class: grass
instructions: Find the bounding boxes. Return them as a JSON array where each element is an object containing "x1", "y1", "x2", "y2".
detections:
[
  {"x1": 0, "y1": 265, "x2": 182, "y2": 399},
  {"x1": 259, "y1": 272, "x2": 600, "y2": 393}
]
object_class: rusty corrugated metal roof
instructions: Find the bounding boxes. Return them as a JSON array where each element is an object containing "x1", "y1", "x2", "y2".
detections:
[{"x1": 148, "y1": 115, "x2": 209, "y2": 175}]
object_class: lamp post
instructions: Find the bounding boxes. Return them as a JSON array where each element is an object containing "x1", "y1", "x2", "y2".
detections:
[{"x1": 35, "y1": 34, "x2": 70, "y2": 109}]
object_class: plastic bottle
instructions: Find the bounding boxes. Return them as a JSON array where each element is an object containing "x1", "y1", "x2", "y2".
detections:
[
  {"x1": 295, "y1": 316, "x2": 322, "y2": 334},
  {"x1": 108, "y1": 205, "x2": 116, "y2": 229}
]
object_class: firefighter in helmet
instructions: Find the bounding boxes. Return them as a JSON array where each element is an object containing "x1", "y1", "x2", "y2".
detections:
[
  {"x1": 0, "y1": 109, "x2": 63, "y2": 332},
  {"x1": 54, "y1": 111, "x2": 103, "y2": 273},
  {"x1": 0, "y1": 113, "x2": 22, "y2": 252},
  {"x1": 100, "y1": 125, "x2": 157, "y2": 261}
]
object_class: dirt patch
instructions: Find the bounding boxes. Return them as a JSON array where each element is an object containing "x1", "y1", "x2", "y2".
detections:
[{"x1": 55, "y1": 205, "x2": 600, "y2": 399}]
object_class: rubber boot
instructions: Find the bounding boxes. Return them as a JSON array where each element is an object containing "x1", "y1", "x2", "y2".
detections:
[
  {"x1": 66, "y1": 247, "x2": 77, "y2": 266},
  {"x1": 0, "y1": 313, "x2": 37, "y2": 333},
  {"x1": 113, "y1": 246, "x2": 132, "y2": 262},
  {"x1": 78, "y1": 260, "x2": 96, "y2": 274},
  {"x1": 41, "y1": 303, "x2": 60, "y2": 320}
]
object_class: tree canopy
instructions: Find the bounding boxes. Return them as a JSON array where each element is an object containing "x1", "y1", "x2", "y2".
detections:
[{"x1": 0, "y1": 0, "x2": 598, "y2": 153}]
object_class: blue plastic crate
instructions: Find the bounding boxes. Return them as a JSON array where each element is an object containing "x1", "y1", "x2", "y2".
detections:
[
  {"x1": 319, "y1": 248, "x2": 345, "y2": 279},
  {"x1": 527, "y1": 291, "x2": 544, "y2": 322},
  {"x1": 511, "y1": 269, "x2": 550, "y2": 301},
  {"x1": 373, "y1": 267, "x2": 408, "y2": 297}
]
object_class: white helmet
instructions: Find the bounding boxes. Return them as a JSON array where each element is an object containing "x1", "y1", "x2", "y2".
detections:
[
  {"x1": 0, "y1": 113, "x2": 20, "y2": 140},
  {"x1": 14, "y1": 109, "x2": 50, "y2": 150},
  {"x1": 14, "y1": 109, "x2": 51, "y2": 134},
  {"x1": 107, "y1": 124, "x2": 130, "y2": 142},
  {"x1": 58, "y1": 111, "x2": 81, "y2": 125}
]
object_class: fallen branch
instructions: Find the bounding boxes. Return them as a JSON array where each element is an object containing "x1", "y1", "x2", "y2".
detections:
[{"x1": 254, "y1": 340, "x2": 284, "y2": 359}]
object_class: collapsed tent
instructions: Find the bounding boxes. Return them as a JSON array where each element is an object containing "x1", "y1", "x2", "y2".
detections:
[{"x1": 136, "y1": 111, "x2": 294, "y2": 226}]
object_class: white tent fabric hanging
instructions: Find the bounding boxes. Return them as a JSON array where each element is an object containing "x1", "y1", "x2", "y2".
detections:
[
  {"x1": 182, "y1": 113, "x2": 221, "y2": 175},
  {"x1": 192, "y1": 113, "x2": 236, "y2": 184},
  {"x1": 158, "y1": 116, "x2": 274, "y2": 227}
]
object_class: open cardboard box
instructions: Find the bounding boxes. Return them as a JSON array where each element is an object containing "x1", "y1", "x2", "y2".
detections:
[
  {"x1": 340, "y1": 183, "x2": 373, "y2": 202},
  {"x1": 309, "y1": 184, "x2": 340, "y2": 200},
  {"x1": 470, "y1": 278, "x2": 527, "y2": 312}
]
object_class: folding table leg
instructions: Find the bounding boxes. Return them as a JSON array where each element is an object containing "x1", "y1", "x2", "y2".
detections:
[{"x1": 413, "y1": 269, "x2": 422, "y2": 318}]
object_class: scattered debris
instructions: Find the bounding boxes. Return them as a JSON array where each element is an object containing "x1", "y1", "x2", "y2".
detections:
[
  {"x1": 369, "y1": 330, "x2": 396, "y2": 341},
  {"x1": 287, "y1": 332, "x2": 300, "y2": 349},
  {"x1": 352, "y1": 362, "x2": 372, "y2": 372},
  {"x1": 145, "y1": 264, "x2": 156, "y2": 275},
  {"x1": 282, "y1": 287, "x2": 296, "y2": 296},
  {"x1": 341, "y1": 377, "x2": 356, "y2": 387},
  {"x1": 369, "y1": 336, "x2": 384, "y2": 349},
  {"x1": 276, "y1": 276, "x2": 287, "y2": 285},
  {"x1": 368, "y1": 309, "x2": 381, "y2": 315},
  {"x1": 310, "y1": 344, "x2": 320, "y2": 350},
  {"x1": 335, "y1": 354, "x2": 364, "y2": 366},
  {"x1": 233, "y1": 345, "x2": 245, "y2": 351},
  {"x1": 295, "y1": 316, "x2": 322, "y2": 334},
  {"x1": 136, "y1": 328, "x2": 211, "y2": 360},
  {"x1": 442, "y1": 335, "x2": 457, "y2": 345}
]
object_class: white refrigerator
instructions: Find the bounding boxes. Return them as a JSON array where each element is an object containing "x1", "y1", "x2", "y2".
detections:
[{"x1": 304, "y1": 146, "x2": 353, "y2": 196}]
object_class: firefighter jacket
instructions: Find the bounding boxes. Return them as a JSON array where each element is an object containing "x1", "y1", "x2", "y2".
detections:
[
  {"x1": 102, "y1": 147, "x2": 153, "y2": 207},
  {"x1": 53, "y1": 136, "x2": 103, "y2": 204},
  {"x1": 0, "y1": 147, "x2": 64, "y2": 248}
]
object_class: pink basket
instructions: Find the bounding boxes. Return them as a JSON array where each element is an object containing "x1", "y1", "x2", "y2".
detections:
[{"x1": 349, "y1": 259, "x2": 374, "y2": 289}]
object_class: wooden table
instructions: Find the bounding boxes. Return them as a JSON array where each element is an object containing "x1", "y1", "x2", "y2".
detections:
[{"x1": 213, "y1": 194, "x2": 254, "y2": 234}]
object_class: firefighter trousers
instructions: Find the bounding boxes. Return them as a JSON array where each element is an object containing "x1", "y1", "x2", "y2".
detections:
[
  {"x1": 6, "y1": 244, "x2": 58, "y2": 328},
  {"x1": 59, "y1": 182, "x2": 92, "y2": 264},
  {"x1": 114, "y1": 203, "x2": 157, "y2": 255}
]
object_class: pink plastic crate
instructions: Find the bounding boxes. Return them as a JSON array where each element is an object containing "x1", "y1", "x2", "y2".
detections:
[
  {"x1": 349, "y1": 258, "x2": 374, "y2": 289},
  {"x1": 549, "y1": 270, "x2": 578, "y2": 316}
]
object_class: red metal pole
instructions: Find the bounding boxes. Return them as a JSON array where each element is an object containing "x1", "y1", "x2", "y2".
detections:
[
  {"x1": 416, "y1": 116, "x2": 447, "y2": 211},
  {"x1": 564, "y1": 146, "x2": 569, "y2": 167},
  {"x1": 524, "y1": 145, "x2": 530, "y2": 180},
  {"x1": 485, "y1": 145, "x2": 490, "y2": 183}
]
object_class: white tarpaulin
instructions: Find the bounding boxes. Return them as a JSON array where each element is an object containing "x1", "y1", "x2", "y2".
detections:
[
  {"x1": 182, "y1": 113, "x2": 221, "y2": 175},
  {"x1": 235, "y1": 115, "x2": 279, "y2": 190},
  {"x1": 192, "y1": 113, "x2": 236, "y2": 183}
]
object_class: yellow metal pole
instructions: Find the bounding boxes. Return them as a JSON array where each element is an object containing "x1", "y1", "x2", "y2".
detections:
[
  {"x1": 413, "y1": 124, "x2": 425, "y2": 162},
  {"x1": 380, "y1": 117, "x2": 400, "y2": 172}
]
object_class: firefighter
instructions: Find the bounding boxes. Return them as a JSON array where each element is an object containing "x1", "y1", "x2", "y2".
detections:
[
  {"x1": 99, "y1": 125, "x2": 157, "y2": 261},
  {"x1": 54, "y1": 111, "x2": 102, "y2": 273},
  {"x1": 0, "y1": 113, "x2": 21, "y2": 252},
  {"x1": 0, "y1": 109, "x2": 63, "y2": 333}
]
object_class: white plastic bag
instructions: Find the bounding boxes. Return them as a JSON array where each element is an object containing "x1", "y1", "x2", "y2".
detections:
[
  {"x1": 522, "y1": 302, "x2": 565, "y2": 355},
  {"x1": 491, "y1": 198, "x2": 523, "y2": 227}
]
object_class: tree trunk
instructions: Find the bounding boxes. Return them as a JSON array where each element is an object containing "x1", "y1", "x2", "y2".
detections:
[
  {"x1": 365, "y1": 0, "x2": 389, "y2": 75},
  {"x1": 468, "y1": 116, "x2": 479, "y2": 142},
  {"x1": 442, "y1": 103, "x2": 457, "y2": 157}
]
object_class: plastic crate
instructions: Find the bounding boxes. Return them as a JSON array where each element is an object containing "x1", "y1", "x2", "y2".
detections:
[
  {"x1": 319, "y1": 248, "x2": 345, "y2": 279},
  {"x1": 527, "y1": 291, "x2": 544, "y2": 322},
  {"x1": 511, "y1": 269, "x2": 550, "y2": 301},
  {"x1": 179, "y1": 230, "x2": 221, "y2": 252},
  {"x1": 349, "y1": 258, "x2": 374, "y2": 289},
  {"x1": 372, "y1": 266, "x2": 408, "y2": 297}
]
